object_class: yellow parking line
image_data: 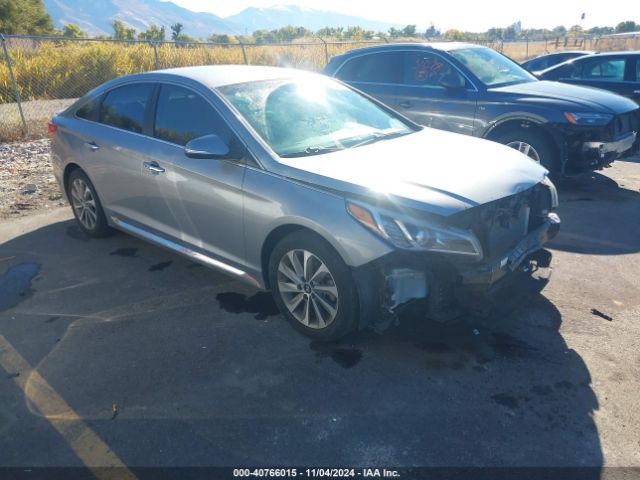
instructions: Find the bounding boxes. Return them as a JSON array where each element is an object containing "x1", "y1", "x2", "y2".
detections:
[{"x1": 0, "y1": 335, "x2": 136, "y2": 480}]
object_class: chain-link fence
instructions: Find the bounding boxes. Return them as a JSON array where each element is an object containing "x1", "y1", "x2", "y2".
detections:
[
  {"x1": 0, "y1": 35, "x2": 397, "y2": 142},
  {"x1": 1, "y1": 33, "x2": 638, "y2": 143}
]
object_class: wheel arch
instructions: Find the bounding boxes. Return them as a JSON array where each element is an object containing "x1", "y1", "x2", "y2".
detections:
[
  {"x1": 62, "y1": 162, "x2": 82, "y2": 193},
  {"x1": 484, "y1": 117, "x2": 560, "y2": 149},
  {"x1": 260, "y1": 222, "x2": 353, "y2": 290}
]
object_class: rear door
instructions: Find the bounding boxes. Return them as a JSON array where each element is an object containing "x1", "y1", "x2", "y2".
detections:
[
  {"x1": 146, "y1": 83, "x2": 247, "y2": 266},
  {"x1": 558, "y1": 55, "x2": 637, "y2": 100},
  {"x1": 332, "y1": 51, "x2": 404, "y2": 108},
  {"x1": 393, "y1": 50, "x2": 478, "y2": 136},
  {"x1": 76, "y1": 82, "x2": 162, "y2": 228}
]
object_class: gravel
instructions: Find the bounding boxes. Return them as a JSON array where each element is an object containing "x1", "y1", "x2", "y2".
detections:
[{"x1": 0, "y1": 139, "x2": 66, "y2": 219}]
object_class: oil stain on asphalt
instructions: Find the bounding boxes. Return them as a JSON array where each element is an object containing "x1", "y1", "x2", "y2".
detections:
[
  {"x1": 148, "y1": 261, "x2": 172, "y2": 272},
  {"x1": 309, "y1": 341, "x2": 363, "y2": 368},
  {"x1": 216, "y1": 292, "x2": 280, "y2": 320},
  {"x1": 0, "y1": 262, "x2": 40, "y2": 311}
]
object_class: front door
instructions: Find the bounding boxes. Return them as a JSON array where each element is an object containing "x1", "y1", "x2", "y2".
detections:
[
  {"x1": 145, "y1": 83, "x2": 247, "y2": 266},
  {"x1": 393, "y1": 51, "x2": 478, "y2": 136}
]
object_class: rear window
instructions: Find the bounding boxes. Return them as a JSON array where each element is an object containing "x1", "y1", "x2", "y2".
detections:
[
  {"x1": 76, "y1": 97, "x2": 100, "y2": 121},
  {"x1": 336, "y1": 52, "x2": 404, "y2": 84},
  {"x1": 99, "y1": 83, "x2": 154, "y2": 133},
  {"x1": 571, "y1": 58, "x2": 625, "y2": 82}
]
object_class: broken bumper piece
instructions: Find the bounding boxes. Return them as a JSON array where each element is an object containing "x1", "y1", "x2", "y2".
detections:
[{"x1": 352, "y1": 213, "x2": 560, "y2": 331}]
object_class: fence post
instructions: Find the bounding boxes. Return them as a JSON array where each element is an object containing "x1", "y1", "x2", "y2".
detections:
[
  {"x1": 525, "y1": 35, "x2": 529, "y2": 59},
  {"x1": 150, "y1": 41, "x2": 160, "y2": 69},
  {"x1": 238, "y1": 39, "x2": 248, "y2": 65},
  {"x1": 1, "y1": 33, "x2": 28, "y2": 138},
  {"x1": 316, "y1": 35, "x2": 329, "y2": 66}
]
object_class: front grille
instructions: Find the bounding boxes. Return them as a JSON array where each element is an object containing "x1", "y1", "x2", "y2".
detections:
[{"x1": 450, "y1": 184, "x2": 550, "y2": 261}]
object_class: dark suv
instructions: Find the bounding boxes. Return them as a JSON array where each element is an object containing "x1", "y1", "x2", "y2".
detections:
[{"x1": 323, "y1": 43, "x2": 640, "y2": 174}]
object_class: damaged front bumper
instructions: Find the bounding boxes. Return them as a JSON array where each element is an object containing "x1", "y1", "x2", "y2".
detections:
[
  {"x1": 352, "y1": 213, "x2": 561, "y2": 331},
  {"x1": 579, "y1": 131, "x2": 637, "y2": 169}
]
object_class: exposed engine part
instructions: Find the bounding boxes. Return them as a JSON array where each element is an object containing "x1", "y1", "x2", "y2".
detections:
[{"x1": 384, "y1": 268, "x2": 428, "y2": 311}]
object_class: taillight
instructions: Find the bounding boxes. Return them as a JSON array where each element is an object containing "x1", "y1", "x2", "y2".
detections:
[{"x1": 47, "y1": 122, "x2": 57, "y2": 135}]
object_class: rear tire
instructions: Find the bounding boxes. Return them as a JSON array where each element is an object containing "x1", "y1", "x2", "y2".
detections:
[
  {"x1": 496, "y1": 130, "x2": 557, "y2": 173},
  {"x1": 66, "y1": 169, "x2": 112, "y2": 238},
  {"x1": 268, "y1": 231, "x2": 359, "y2": 341}
]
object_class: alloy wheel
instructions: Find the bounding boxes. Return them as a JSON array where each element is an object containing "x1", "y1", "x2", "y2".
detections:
[
  {"x1": 70, "y1": 178, "x2": 98, "y2": 230},
  {"x1": 277, "y1": 249, "x2": 339, "y2": 329},
  {"x1": 506, "y1": 141, "x2": 541, "y2": 163}
]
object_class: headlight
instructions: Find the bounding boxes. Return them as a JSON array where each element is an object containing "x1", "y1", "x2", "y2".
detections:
[
  {"x1": 541, "y1": 175, "x2": 559, "y2": 208},
  {"x1": 346, "y1": 201, "x2": 482, "y2": 258},
  {"x1": 563, "y1": 112, "x2": 613, "y2": 126}
]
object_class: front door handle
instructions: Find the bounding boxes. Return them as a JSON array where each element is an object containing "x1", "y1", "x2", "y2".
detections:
[
  {"x1": 634, "y1": 90, "x2": 640, "y2": 94},
  {"x1": 143, "y1": 161, "x2": 165, "y2": 174},
  {"x1": 399, "y1": 101, "x2": 412, "y2": 108},
  {"x1": 84, "y1": 141, "x2": 99, "y2": 151}
]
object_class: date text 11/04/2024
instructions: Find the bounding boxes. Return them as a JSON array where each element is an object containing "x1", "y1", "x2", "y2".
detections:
[{"x1": 233, "y1": 469, "x2": 401, "y2": 478}]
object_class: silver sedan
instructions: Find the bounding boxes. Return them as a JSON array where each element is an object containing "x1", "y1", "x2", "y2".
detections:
[{"x1": 50, "y1": 65, "x2": 560, "y2": 340}]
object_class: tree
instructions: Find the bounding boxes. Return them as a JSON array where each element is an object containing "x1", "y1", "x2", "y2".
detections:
[
  {"x1": 388, "y1": 27, "x2": 401, "y2": 38},
  {"x1": 424, "y1": 24, "x2": 441, "y2": 38},
  {"x1": 112, "y1": 19, "x2": 136, "y2": 40},
  {"x1": 568, "y1": 24, "x2": 583, "y2": 36},
  {"x1": 402, "y1": 24, "x2": 417, "y2": 37},
  {"x1": 0, "y1": 0, "x2": 55, "y2": 35},
  {"x1": 138, "y1": 24, "x2": 165, "y2": 42},
  {"x1": 62, "y1": 23, "x2": 85, "y2": 38},
  {"x1": 552, "y1": 25, "x2": 567, "y2": 36},
  {"x1": 171, "y1": 23, "x2": 183, "y2": 40},
  {"x1": 443, "y1": 29, "x2": 465, "y2": 41},
  {"x1": 615, "y1": 21, "x2": 638, "y2": 33}
]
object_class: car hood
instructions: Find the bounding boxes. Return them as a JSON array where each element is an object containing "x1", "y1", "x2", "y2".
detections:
[
  {"x1": 490, "y1": 80, "x2": 637, "y2": 114},
  {"x1": 277, "y1": 128, "x2": 547, "y2": 217}
]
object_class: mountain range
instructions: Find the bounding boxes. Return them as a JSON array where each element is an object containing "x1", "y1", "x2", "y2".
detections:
[{"x1": 42, "y1": 0, "x2": 402, "y2": 38}]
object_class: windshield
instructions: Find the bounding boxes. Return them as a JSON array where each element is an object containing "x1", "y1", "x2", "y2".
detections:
[
  {"x1": 450, "y1": 47, "x2": 537, "y2": 87},
  {"x1": 218, "y1": 77, "x2": 414, "y2": 158}
]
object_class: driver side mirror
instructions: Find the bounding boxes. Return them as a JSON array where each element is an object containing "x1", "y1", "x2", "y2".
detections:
[
  {"x1": 184, "y1": 134, "x2": 230, "y2": 159},
  {"x1": 439, "y1": 72, "x2": 466, "y2": 90}
]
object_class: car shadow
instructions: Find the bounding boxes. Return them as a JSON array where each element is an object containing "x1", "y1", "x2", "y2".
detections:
[
  {"x1": 550, "y1": 171, "x2": 640, "y2": 254},
  {"x1": 0, "y1": 217, "x2": 603, "y2": 470}
]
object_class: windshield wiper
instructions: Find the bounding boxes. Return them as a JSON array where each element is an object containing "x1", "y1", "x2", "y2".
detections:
[
  {"x1": 348, "y1": 130, "x2": 411, "y2": 149},
  {"x1": 279, "y1": 145, "x2": 345, "y2": 158}
]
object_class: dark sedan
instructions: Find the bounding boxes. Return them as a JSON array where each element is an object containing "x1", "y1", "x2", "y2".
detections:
[
  {"x1": 537, "y1": 51, "x2": 640, "y2": 104},
  {"x1": 521, "y1": 50, "x2": 595, "y2": 73},
  {"x1": 323, "y1": 43, "x2": 640, "y2": 175}
]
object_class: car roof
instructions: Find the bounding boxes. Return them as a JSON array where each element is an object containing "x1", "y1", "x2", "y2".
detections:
[
  {"x1": 334, "y1": 42, "x2": 483, "y2": 57},
  {"x1": 129, "y1": 65, "x2": 315, "y2": 89}
]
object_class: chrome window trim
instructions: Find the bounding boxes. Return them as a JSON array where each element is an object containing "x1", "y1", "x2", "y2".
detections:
[{"x1": 333, "y1": 48, "x2": 479, "y2": 92}]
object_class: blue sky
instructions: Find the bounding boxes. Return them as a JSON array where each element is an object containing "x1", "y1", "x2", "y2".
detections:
[{"x1": 166, "y1": 0, "x2": 638, "y2": 31}]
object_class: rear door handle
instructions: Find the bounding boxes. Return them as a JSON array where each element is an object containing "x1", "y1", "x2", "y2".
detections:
[
  {"x1": 399, "y1": 101, "x2": 412, "y2": 108},
  {"x1": 143, "y1": 161, "x2": 165, "y2": 174},
  {"x1": 84, "y1": 141, "x2": 99, "y2": 151},
  {"x1": 634, "y1": 90, "x2": 640, "y2": 94}
]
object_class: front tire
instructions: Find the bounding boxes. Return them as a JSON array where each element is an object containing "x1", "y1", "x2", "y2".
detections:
[
  {"x1": 66, "y1": 169, "x2": 112, "y2": 238},
  {"x1": 496, "y1": 130, "x2": 557, "y2": 172},
  {"x1": 268, "y1": 231, "x2": 359, "y2": 340}
]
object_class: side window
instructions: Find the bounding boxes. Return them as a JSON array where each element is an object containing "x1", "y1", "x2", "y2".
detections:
[
  {"x1": 404, "y1": 52, "x2": 457, "y2": 86},
  {"x1": 76, "y1": 96, "x2": 100, "y2": 121},
  {"x1": 528, "y1": 58, "x2": 546, "y2": 71},
  {"x1": 99, "y1": 83, "x2": 153, "y2": 133},
  {"x1": 154, "y1": 84, "x2": 233, "y2": 146},
  {"x1": 571, "y1": 58, "x2": 625, "y2": 82},
  {"x1": 336, "y1": 52, "x2": 404, "y2": 84}
]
